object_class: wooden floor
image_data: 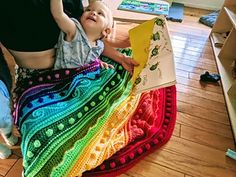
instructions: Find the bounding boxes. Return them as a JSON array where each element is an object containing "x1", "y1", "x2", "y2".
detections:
[{"x1": 1, "y1": 7, "x2": 236, "y2": 177}]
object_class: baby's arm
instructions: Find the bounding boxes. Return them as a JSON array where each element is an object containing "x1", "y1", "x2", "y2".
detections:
[
  {"x1": 50, "y1": 0, "x2": 76, "y2": 41},
  {"x1": 102, "y1": 41, "x2": 139, "y2": 74}
]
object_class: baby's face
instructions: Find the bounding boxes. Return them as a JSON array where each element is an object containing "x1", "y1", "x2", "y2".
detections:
[{"x1": 80, "y1": 1, "x2": 112, "y2": 36}]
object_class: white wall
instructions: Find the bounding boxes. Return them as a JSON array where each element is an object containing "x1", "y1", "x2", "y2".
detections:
[{"x1": 174, "y1": 0, "x2": 224, "y2": 10}]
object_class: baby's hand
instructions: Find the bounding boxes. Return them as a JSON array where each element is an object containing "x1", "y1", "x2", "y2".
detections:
[
  {"x1": 121, "y1": 56, "x2": 139, "y2": 74},
  {"x1": 100, "y1": 61, "x2": 114, "y2": 69}
]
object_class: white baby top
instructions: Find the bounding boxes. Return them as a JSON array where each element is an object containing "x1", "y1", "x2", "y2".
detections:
[{"x1": 54, "y1": 18, "x2": 104, "y2": 69}]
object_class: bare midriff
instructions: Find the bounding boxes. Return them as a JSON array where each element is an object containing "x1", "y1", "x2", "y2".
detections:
[{"x1": 9, "y1": 48, "x2": 55, "y2": 69}]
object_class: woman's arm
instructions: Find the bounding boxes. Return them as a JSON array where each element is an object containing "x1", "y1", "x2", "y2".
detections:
[
  {"x1": 50, "y1": 0, "x2": 76, "y2": 41},
  {"x1": 102, "y1": 41, "x2": 139, "y2": 74},
  {"x1": 105, "y1": 35, "x2": 131, "y2": 48}
]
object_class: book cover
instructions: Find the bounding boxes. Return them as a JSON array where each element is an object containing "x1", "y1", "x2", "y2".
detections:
[
  {"x1": 129, "y1": 16, "x2": 176, "y2": 93},
  {"x1": 118, "y1": 0, "x2": 169, "y2": 16}
]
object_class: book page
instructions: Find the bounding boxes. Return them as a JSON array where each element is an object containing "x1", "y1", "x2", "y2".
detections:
[
  {"x1": 129, "y1": 16, "x2": 176, "y2": 93},
  {"x1": 129, "y1": 18, "x2": 156, "y2": 82}
]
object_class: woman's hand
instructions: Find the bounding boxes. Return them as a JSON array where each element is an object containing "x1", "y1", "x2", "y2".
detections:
[
  {"x1": 121, "y1": 55, "x2": 139, "y2": 74},
  {"x1": 102, "y1": 41, "x2": 139, "y2": 74},
  {"x1": 100, "y1": 61, "x2": 114, "y2": 69}
]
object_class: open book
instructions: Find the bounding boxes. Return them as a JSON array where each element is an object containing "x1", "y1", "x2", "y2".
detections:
[
  {"x1": 129, "y1": 16, "x2": 176, "y2": 93},
  {"x1": 118, "y1": 0, "x2": 169, "y2": 16}
]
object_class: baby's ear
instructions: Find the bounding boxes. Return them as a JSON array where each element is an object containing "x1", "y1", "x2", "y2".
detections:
[{"x1": 102, "y1": 28, "x2": 111, "y2": 38}]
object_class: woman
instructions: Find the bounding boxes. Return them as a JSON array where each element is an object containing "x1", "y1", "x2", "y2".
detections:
[
  {"x1": 0, "y1": 0, "x2": 84, "y2": 160},
  {"x1": 0, "y1": 0, "x2": 176, "y2": 176}
]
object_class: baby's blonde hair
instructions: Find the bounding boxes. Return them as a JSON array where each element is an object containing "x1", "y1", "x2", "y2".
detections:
[{"x1": 88, "y1": 0, "x2": 113, "y2": 29}]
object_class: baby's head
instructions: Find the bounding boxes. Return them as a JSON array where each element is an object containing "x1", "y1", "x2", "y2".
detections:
[{"x1": 80, "y1": 0, "x2": 113, "y2": 39}]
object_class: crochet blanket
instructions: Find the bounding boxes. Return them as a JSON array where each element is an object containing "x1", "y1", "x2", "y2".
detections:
[{"x1": 14, "y1": 49, "x2": 176, "y2": 177}]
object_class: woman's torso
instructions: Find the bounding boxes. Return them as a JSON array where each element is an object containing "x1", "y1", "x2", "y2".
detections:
[
  {"x1": 9, "y1": 49, "x2": 55, "y2": 69},
  {"x1": 0, "y1": 0, "x2": 84, "y2": 69}
]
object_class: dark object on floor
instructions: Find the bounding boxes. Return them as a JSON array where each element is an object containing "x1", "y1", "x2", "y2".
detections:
[
  {"x1": 199, "y1": 10, "x2": 220, "y2": 27},
  {"x1": 200, "y1": 71, "x2": 221, "y2": 82},
  {"x1": 166, "y1": 2, "x2": 184, "y2": 23}
]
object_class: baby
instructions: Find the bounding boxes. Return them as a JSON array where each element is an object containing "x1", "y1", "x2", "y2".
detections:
[
  {"x1": 51, "y1": 0, "x2": 138, "y2": 72},
  {"x1": 51, "y1": 0, "x2": 114, "y2": 69}
]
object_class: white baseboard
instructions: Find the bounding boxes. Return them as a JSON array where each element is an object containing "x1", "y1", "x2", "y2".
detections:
[{"x1": 173, "y1": 0, "x2": 224, "y2": 10}]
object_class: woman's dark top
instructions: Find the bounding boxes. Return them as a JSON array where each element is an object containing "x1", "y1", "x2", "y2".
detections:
[{"x1": 0, "y1": 0, "x2": 84, "y2": 52}]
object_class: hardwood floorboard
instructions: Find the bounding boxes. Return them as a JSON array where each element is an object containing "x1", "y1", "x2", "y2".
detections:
[
  {"x1": 174, "y1": 53, "x2": 216, "y2": 65},
  {"x1": 175, "y1": 62, "x2": 215, "y2": 75},
  {"x1": 169, "y1": 25, "x2": 210, "y2": 37},
  {"x1": 177, "y1": 101, "x2": 229, "y2": 124},
  {"x1": 169, "y1": 32, "x2": 211, "y2": 43},
  {"x1": 183, "y1": 7, "x2": 213, "y2": 17},
  {"x1": 174, "y1": 56, "x2": 217, "y2": 69},
  {"x1": 146, "y1": 148, "x2": 236, "y2": 177},
  {"x1": 172, "y1": 41, "x2": 212, "y2": 53},
  {"x1": 177, "y1": 91, "x2": 227, "y2": 113},
  {"x1": 177, "y1": 112, "x2": 233, "y2": 138},
  {"x1": 176, "y1": 69, "x2": 190, "y2": 78},
  {"x1": 1, "y1": 7, "x2": 236, "y2": 177},
  {"x1": 120, "y1": 159, "x2": 185, "y2": 177},
  {"x1": 5, "y1": 159, "x2": 23, "y2": 177},
  {"x1": 176, "y1": 84, "x2": 225, "y2": 103},
  {"x1": 175, "y1": 60, "x2": 218, "y2": 73},
  {"x1": 173, "y1": 123, "x2": 181, "y2": 137},
  {"x1": 163, "y1": 137, "x2": 236, "y2": 170},
  {"x1": 171, "y1": 39, "x2": 210, "y2": 48},
  {"x1": 0, "y1": 157, "x2": 18, "y2": 176},
  {"x1": 181, "y1": 125, "x2": 235, "y2": 151},
  {"x1": 173, "y1": 43, "x2": 214, "y2": 55},
  {"x1": 173, "y1": 48, "x2": 212, "y2": 59},
  {"x1": 176, "y1": 76, "x2": 223, "y2": 94}
]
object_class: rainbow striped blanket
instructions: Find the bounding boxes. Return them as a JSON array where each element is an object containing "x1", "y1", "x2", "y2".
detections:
[{"x1": 14, "y1": 49, "x2": 176, "y2": 177}]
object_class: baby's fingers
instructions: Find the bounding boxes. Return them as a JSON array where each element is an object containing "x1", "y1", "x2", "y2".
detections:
[
  {"x1": 104, "y1": 63, "x2": 109, "y2": 69},
  {"x1": 101, "y1": 62, "x2": 114, "y2": 69},
  {"x1": 108, "y1": 64, "x2": 114, "y2": 69},
  {"x1": 131, "y1": 59, "x2": 139, "y2": 66}
]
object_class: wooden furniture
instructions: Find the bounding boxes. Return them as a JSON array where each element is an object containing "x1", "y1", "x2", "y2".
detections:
[
  {"x1": 103, "y1": 0, "x2": 170, "y2": 23},
  {"x1": 210, "y1": 0, "x2": 236, "y2": 143}
]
